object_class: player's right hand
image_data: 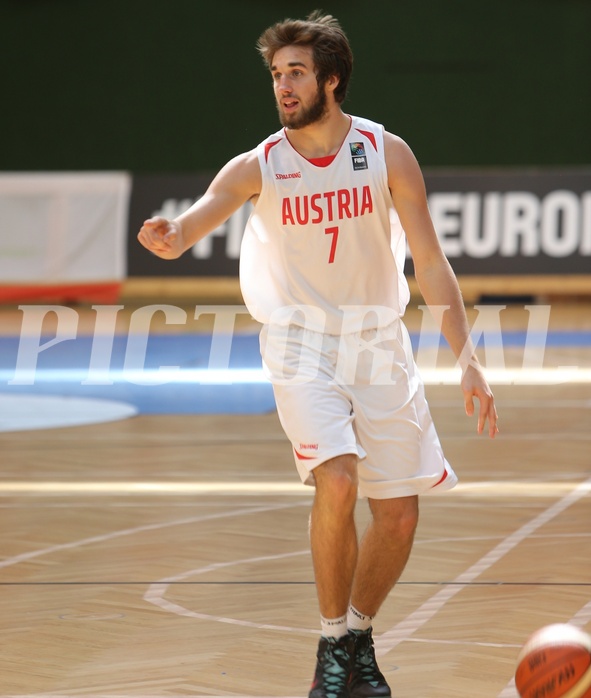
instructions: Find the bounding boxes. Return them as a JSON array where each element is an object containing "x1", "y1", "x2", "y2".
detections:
[{"x1": 137, "y1": 217, "x2": 184, "y2": 259}]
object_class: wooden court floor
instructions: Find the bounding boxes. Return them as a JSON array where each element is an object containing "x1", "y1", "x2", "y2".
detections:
[{"x1": 0, "y1": 300, "x2": 590, "y2": 697}]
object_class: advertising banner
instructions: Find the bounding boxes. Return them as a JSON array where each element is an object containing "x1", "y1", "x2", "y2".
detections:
[
  {"x1": 127, "y1": 169, "x2": 591, "y2": 278},
  {"x1": 0, "y1": 172, "x2": 131, "y2": 302},
  {"x1": 421, "y1": 169, "x2": 591, "y2": 275}
]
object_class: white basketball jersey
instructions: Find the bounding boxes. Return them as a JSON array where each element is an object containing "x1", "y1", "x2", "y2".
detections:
[{"x1": 240, "y1": 115, "x2": 410, "y2": 334}]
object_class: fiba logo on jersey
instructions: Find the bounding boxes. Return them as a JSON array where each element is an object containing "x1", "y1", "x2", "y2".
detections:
[{"x1": 349, "y1": 142, "x2": 368, "y2": 171}]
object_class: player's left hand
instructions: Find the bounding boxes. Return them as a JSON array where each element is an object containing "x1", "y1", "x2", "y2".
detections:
[{"x1": 461, "y1": 363, "x2": 499, "y2": 438}]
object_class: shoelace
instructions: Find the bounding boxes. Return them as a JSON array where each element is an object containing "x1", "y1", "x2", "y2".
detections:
[
  {"x1": 315, "y1": 641, "x2": 352, "y2": 698},
  {"x1": 352, "y1": 634, "x2": 383, "y2": 686}
]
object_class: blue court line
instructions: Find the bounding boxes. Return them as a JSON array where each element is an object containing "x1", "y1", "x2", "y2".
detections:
[
  {"x1": 0, "y1": 334, "x2": 263, "y2": 371},
  {"x1": 0, "y1": 331, "x2": 589, "y2": 415},
  {"x1": 1, "y1": 329, "x2": 589, "y2": 369},
  {"x1": 411, "y1": 330, "x2": 591, "y2": 348},
  {"x1": 0, "y1": 335, "x2": 272, "y2": 414}
]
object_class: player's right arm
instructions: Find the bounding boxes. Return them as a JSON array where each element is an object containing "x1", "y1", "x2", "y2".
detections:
[{"x1": 137, "y1": 149, "x2": 261, "y2": 260}]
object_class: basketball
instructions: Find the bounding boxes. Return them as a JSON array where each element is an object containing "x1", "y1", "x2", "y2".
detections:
[{"x1": 515, "y1": 624, "x2": 591, "y2": 698}]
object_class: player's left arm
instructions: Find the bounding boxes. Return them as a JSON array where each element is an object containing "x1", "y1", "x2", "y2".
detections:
[{"x1": 384, "y1": 131, "x2": 498, "y2": 438}]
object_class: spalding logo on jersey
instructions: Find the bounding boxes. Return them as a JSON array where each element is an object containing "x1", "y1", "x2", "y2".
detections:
[{"x1": 349, "y1": 142, "x2": 368, "y2": 171}]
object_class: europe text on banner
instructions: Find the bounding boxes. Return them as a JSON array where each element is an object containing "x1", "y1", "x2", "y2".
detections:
[{"x1": 128, "y1": 169, "x2": 591, "y2": 280}]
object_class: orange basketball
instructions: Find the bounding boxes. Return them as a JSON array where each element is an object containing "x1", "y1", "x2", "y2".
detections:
[{"x1": 515, "y1": 624, "x2": 591, "y2": 698}]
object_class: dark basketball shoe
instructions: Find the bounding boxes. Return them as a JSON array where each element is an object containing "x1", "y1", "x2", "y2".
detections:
[
  {"x1": 349, "y1": 628, "x2": 391, "y2": 698},
  {"x1": 309, "y1": 634, "x2": 354, "y2": 698}
]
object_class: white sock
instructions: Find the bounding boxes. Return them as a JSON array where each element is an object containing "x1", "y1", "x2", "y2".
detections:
[
  {"x1": 320, "y1": 614, "x2": 348, "y2": 639},
  {"x1": 347, "y1": 604, "x2": 374, "y2": 632}
]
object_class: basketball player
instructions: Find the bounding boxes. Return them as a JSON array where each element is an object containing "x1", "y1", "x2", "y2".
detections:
[{"x1": 138, "y1": 11, "x2": 498, "y2": 698}]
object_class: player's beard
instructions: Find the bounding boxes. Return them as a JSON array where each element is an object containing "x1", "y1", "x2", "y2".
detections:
[{"x1": 277, "y1": 82, "x2": 328, "y2": 129}]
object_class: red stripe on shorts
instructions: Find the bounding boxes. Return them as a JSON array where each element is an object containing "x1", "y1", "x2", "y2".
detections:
[
  {"x1": 294, "y1": 449, "x2": 316, "y2": 461},
  {"x1": 432, "y1": 469, "x2": 448, "y2": 487}
]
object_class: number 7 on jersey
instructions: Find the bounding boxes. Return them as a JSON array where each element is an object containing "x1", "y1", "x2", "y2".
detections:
[{"x1": 325, "y1": 226, "x2": 339, "y2": 264}]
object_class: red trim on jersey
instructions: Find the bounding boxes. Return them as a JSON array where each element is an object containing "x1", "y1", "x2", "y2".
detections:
[
  {"x1": 264, "y1": 139, "x2": 282, "y2": 162},
  {"x1": 355, "y1": 128, "x2": 378, "y2": 152},
  {"x1": 307, "y1": 153, "x2": 337, "y2": 167},
  {"x1": 432, "y1": 469, "x2": 448, "y2": 488},
  {"x1": 294, "y1": 449, "x2": 317, "y2": 461},
  {"x1": 283, "y1": 116, "x2": 353, "y2": 166}
]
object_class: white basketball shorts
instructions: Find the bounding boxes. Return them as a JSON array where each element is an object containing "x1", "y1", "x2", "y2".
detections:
[{"x1": 260, "y1": 318, "x2": 457, "y2": 499}]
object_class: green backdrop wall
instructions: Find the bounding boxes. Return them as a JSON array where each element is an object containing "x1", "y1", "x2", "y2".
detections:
[{"x1": 3, "y1": 0, "x2": 590, "y2": 172}]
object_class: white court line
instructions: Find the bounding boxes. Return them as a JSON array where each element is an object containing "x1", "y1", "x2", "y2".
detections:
[
  {"x1": 3, "y1": 366, "x2": 591, "y2": 384},
  {"x1": 0, "y1": 502, "x2": 305, "y2": 571},
  {"x1": 143, "y1": 525, "x2": 590, "y2": 641},
  {"x1": 413, "y1": 531, "x2": 591, "y2": 546},
  {"x1": 570, "y1": 599, "x2": 591, "y2": 629},
  {"x1": 3, "y1": 485, "x2": 589, "y2": 697},
  {"x1": 373, "y1": 476, "x2": 591, "y2": 658},
  {"x1": 428, "y1": 400, "x2": 591, "y2": 408},
  {"x1": 0, "y1": 480, "x2": 587, "y2": 496},
  {"x1": 0, "y1": 481, "x2": 311, "y2": 495},
  {"x1": 144, "y1": 550, "x2": 319, "y2": 635},
  {"x1": 406, "y1": 636, "x2": 522, "y2": 649},
  {"x1": 444, "y1": 433, "x2": 591, "y2": 441}
]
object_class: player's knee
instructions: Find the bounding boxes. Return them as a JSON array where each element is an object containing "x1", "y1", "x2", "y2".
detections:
[
  {"x1": 399, "y1": 505, "x2": 419, "y2": 542},
  {"x1": 370, "y1": 496, "x2": 419, "y2": 542},
  {"x1": 314, "y1": 454, "x2": 358, "y2": 509}
]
